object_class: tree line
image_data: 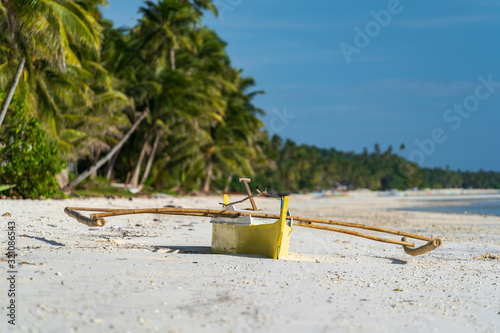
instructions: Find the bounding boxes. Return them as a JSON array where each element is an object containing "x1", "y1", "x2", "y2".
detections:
[
  {"x1": 251, "y1": 139, "x2": 500, "y2": 193},
  {"x1": 0, "y1": 0, "x2": 498, "y2": 198}
]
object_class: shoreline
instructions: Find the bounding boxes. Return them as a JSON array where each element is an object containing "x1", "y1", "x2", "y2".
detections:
[
  {"x1": 400, "y1": 193, "x2": 500, "y2": 202},
  {"x1": 379, "y1": 192, "x2": 500, "y2": 217},
  {"x1": 1, "y1": 195, "x2": 499, "y2": 332},
  {"x1": 393, "y1": 200, "x2": 500, "y2": 217}
]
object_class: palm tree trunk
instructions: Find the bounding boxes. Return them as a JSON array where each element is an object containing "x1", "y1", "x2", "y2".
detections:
[
  {"x1": 202, "y1": 157, "x2": 213, "y2": 192},
  {"x1": 139, "y1": 133, "x2": 161, "y2": 187},
  {"x1": 91, "y1": 149, "x2": 101, "y2": 179},
  {"x1": 170, "y1": 48, "x2": 176, "y2": 70},
  {"x1": 0, "y1": 57, "x2": 26, "y2": 127},
  {"x1": 224, "y1": 174, "x2": 233, "y2": 192},
  {"x1": 131, "y1": 131, "x2": 150, "y2": 187},
  {"x1": 106, "y1": 148, "x2": 121, "y2": 180},
  {"x1": 63, "y1": 110, "x2": 149, "y2": 190}
]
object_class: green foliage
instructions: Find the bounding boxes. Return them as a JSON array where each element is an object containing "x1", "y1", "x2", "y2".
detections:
[
  {"x1": 0, "y1": 94, "x2": 65, "y2": 198},
  {"x1": 2, "y1": 0, "x2": 498, "y2": 197},
  {"x1": 419, "y1": 167, "x2": 500, "y2": 189},
  {"x1": 73, "y1": 177, "x2": 134, "y2": 198},
  {"x1": 0, "y1": 0, "x2": 104, "y2": 135},
  {"x1": 250, "y1": 140, "x2": 500, "y2": 193},
  {"x1": 100, "y1": 1, "x2": 268, "y2": 192}
]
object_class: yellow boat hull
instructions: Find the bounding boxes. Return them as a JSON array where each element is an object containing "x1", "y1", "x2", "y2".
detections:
[{"x1": 211, "y1": 196, "x2": 293, "y2": 259}]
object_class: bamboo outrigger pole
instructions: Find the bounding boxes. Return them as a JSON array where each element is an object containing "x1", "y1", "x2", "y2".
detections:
[{"x1": 64, "y1": 205, "x2": 442, "y2": 256}]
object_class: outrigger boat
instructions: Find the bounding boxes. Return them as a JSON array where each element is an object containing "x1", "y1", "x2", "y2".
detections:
[{"x1": 64, "y1": 178, "x2": 442, "y2": 259}]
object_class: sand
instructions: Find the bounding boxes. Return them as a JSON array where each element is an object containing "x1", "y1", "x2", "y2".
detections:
[{"x1": 1, "y1": 193, "x2": 499, "y2": 333}]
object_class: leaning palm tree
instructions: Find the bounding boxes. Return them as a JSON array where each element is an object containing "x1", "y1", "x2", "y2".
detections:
[
  {"x1": 0, "y1": 0, "x2": 102, "y2": 128},
  {"x1": 107, "y1": 4, "x2": 227, "y2": 189}
]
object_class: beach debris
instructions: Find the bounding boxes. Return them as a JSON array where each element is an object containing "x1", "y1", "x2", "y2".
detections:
[
  {"x1": 474, "y1": 253, "x2": 500, "y2": 260},
  {"x1": 2, "y1": 212, "x2": 11, "y2": 217},
  {"x1": 0, "y1": 184, "x2": 16, "y2": 193}
]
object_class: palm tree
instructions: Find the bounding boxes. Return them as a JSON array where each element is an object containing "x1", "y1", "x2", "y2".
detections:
[
  {"x1": 106, "y1": 5, "x2": 228, "y2": 190},
  {"x1": 59, "y1": 18, "x2": 133, "y2": 161},
  {"x1": 183, "y1": 0, "x2": 217, "y2": 16},
  {"x1": 0, "y1": 0, "x2": 103, "y2": 128},
  {"x1": 134, "y1": 0, "x2": 200, "y2": 70},
  {"x1": 198, "y1": 71, "x2": 266, "y2": 192}
]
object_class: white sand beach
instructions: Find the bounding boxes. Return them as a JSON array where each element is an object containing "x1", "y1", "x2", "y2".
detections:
[{"x1": 1, "y1": 193, "x2": 499, "y2": 333}]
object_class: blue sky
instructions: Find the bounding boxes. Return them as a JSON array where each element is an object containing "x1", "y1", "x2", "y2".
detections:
[{"x1": 102, "y1": 0, "x2": 500, "y2": 172}]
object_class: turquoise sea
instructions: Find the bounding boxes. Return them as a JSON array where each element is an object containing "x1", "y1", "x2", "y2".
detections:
[{"x1": 402, "y1": 199, "x2": 500, "y2": 217}]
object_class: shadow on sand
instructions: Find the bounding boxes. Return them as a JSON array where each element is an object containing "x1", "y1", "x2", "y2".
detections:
[
  {"x1": 152, "y1": 245, "x2": 212, "y2": 254},
  {"x1": 388, "y1": 257, "x2": 407, "y2": 265},
  {"x1": 21, "y1": 235, "x2": 65, "y2": 247},
  {"x1": 151, "y1": 245, "x2": 270, "y2": 259}
]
